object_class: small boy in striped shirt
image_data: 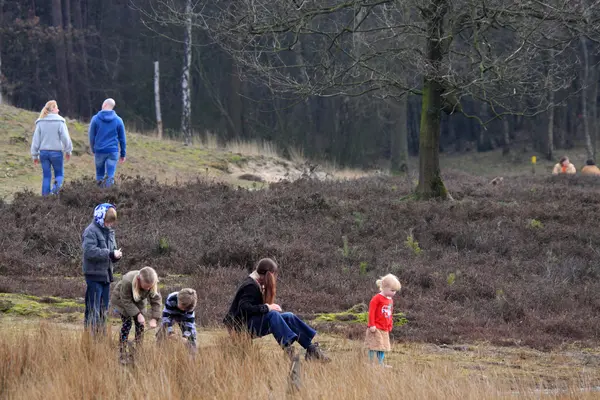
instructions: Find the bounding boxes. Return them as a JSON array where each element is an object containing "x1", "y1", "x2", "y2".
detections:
[{"x1": 157, "y1": 288, "x2": 197, "y2": 351}]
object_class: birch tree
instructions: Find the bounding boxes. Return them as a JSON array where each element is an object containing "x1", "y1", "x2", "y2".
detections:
[{"x1": 181, "y1": 0, "x2": 193, "y2": 145}]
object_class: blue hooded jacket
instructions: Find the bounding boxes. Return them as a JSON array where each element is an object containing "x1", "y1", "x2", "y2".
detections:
[{"x1": 88, "y1": 110, "x2": 127, "y2": 157}]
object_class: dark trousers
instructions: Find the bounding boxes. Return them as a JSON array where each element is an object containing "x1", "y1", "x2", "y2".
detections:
[
  {"x1": 119, "y1": 314, "x2": 145, "y2": 345},
  {"x1": 247, "y1": 311, "x2": 316, "y2": 349},
  {"x1": 84, "y1": 280, "x2": 110, "y2": 335}
]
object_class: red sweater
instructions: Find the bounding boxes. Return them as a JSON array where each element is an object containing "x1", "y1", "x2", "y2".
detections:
[{"x1": 368, "y1": 293, "x2": 394, "y2": 332}]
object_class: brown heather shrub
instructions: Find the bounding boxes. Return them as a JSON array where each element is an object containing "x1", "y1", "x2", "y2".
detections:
[{"x1": 2, "y1": 173, "x2": 600, "y2": 347}]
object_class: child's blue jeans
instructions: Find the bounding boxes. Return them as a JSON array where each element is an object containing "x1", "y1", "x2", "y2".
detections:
[
  {"x1": 84, "y1": 280, "x2": 110, "y2": 335},
  {"x1": 369, "y1": 350, "x2": 385, "y2": 364}
]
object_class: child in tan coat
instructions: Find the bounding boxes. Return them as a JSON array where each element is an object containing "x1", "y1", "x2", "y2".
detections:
[{"x1": 111, "y1": 267, "x2": 162, "y2": 356}]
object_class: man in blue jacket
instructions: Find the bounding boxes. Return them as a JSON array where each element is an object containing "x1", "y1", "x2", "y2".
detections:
[{"x1": 89, "y1": 98, "x2": 127, "y2": 187}]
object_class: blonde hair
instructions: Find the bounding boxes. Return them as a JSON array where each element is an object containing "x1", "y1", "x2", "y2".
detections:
[
  {"x1": 133, "y1": 267, "x2": 159, "y2": 301},
  {"x1": 178, "y1": 288, "x2": 197, "y2": 310},
  {"x1": 376, "y1": 274, "x2": 402, "y2": 291},
  {"x1": 39, "y1": 100, "x2": 57, "y2": 120},
  {"x1": 105, "y1": 207, "x2": 117, "y2": 224}
]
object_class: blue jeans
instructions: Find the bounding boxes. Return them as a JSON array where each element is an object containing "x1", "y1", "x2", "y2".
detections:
[
  {"x1": 94, "y1": 152, "x2": 119, "y2": 187},
  {"x1": 247, "y1": 311, "x2": 316, "y2": 349},
  {"x1": 369, "y1": 350, "x2": 385, "y2": 364},
  {"x1": 39, "y1": 150, "x2": 64, "y2": 196},
  {"x1": 84, "y1": 280, "x2": 110, "y2": 334}
]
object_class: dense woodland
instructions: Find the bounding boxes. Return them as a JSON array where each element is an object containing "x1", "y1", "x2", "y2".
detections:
[{"x1": 1, "y1": 1, "x2": 600, "y2": 178}]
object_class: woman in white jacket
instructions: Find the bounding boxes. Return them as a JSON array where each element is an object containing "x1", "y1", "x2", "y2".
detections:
[{"x1": 30, "y1": 100, "x2": 73, "y2": 195}]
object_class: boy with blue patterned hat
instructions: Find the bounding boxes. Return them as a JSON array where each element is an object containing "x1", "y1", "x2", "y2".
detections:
[{"x1": 82, "y1": 203, "x2": 122, "y2": 335}]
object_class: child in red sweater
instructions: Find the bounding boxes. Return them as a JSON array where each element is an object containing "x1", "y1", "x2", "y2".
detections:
[{"x1": 365, "y1": 273, "x2": 401, "y2": 366}]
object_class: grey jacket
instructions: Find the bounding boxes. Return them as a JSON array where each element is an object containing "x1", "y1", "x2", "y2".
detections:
[
  {"x1": 82, "y1": 221, "x2": 117, "y2": 283},
  {"x1": 31, "y1": 114, "x2": 73, "y2": 159}
]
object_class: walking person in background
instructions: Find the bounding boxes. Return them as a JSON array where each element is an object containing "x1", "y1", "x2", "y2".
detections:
[
  {"x1": 30, "y1": 100, "x2": 73, "y2": 196},
  {"x1": 88, "y1": 98, "x2": 127, "y2": 187},
  {"x1": 365, "y1": 274, "x2": 401, "y2": 367},
  {"x1": 82, "y1": 203, "x2": 122, "y2": 335},
  {"x1": 552, "y1": 156, "x2": 576, "y2": 175}
]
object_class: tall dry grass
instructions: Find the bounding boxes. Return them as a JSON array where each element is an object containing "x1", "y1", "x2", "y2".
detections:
[{"x1": 0, "y1": 323, "x2": 597, "y2": 400}]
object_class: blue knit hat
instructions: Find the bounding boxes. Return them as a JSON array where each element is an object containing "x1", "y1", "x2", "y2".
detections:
[{"x1": 94, "y1": 203, "x2": 116, "y2": 228}]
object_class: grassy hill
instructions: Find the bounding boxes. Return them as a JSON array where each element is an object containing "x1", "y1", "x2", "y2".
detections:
[
  {"x1": 1, "y1": 103, "x2": 592, "y2": 201},
  {"x1": 0, "y1": 103, "x2": 358, "y2": 200}
]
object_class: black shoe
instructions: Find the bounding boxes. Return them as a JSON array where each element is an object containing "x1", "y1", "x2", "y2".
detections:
[{"x1": 305, "y1": 342, "x2": 331, "y2": 363}]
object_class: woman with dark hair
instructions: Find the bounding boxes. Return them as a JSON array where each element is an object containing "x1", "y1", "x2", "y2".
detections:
[{"x1": 224, "y1": 258, "x2": 330, "y2": 362}]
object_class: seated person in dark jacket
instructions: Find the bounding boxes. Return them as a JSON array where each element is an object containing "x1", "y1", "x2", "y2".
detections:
[{"x1": 224, "y1": 258, "x2": 330, "y2": 362}]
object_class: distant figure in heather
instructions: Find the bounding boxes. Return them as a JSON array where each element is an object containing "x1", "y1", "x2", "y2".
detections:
[
  {"x1": 88, "y1": 98, "x2": 127, "y2": 187},
  {"x1": 581, "y1": 159, "x2": 600, "y2": 176},
  {"x1": 224, "y1": 258, "x2": 330, "y2": 362},
  {"x1": 30, "y1": 100, "x2": 73, "y2": 196},
  {"x1": 552, "y1": 156, "x2": 576, "y2": 175}
]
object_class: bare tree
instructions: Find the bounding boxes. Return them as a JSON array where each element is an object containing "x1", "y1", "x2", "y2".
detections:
[
  {"x1": 181, "y1": 0, "x2": 193, "y2": 145},
  {"x1": 52, "y1": 0, "x2": 71, "y2": 113},
  {"x1": 0, "y1": 0, "x2": 4, "y2": 105},
  {"x1": 150, "y1": 0, "x2": 599, "y2": 197},
  {"x1": 154, "y1": 61, "x2": 164, "y2": 139},
  {"x1": 580, "y1": 36, "x2": 594, "y2": 160}
]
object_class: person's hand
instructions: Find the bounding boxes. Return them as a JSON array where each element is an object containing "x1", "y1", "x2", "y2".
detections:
[
  {"x1": 65, "y1": 154, "x2": 71, "y2": 162},
  {"x1": 149, "y1": 319, "x2": 157, "y2": 329},
  {"x1": 119, "y1": 157, "x2": 126, "y2": 164},
  {"x1": 113, "y1": 248, "x2": 122, "y2": 260},
  {"x1": 369, "y1": 326, "x2": 377, "y2": 333},
  {"x1": 33, "y1": 159, "x2": 39, "y2": 166},
  {"x1": 137, "y1": 313, "x2": 145, "y2": 326},
  {"x1": 267, "y1": 304, "x2": 282, "y2": 312}
]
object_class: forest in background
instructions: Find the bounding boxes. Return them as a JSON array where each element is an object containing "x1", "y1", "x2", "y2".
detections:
[{"x1": 1, "y1": 0, "x2": 600, "y2": 170}]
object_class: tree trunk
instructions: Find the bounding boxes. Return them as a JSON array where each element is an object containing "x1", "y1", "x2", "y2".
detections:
[
  {"x1": 228, "y1": 61, "x2": 244, "y2": 139},
  {"x1": 154, "y1": 61, "x2": 163, "y2": 139},
  {"x1": 64, "y1": 0, "x2": 75, "y2": 113},
  {"x1": 181, "y1": 0, "x2": 192, "y2": 145},
  {"x1": 416, "y1": 1, "x2": 449, "y2": 200},
  {"x1": 0, "y1": 0, "x2": 4, "y2": 105},
  {"x1": 477, "y1": 102, "x2": 488, "y2": 151},
  {"x1": 502, "y1": 117, "x2": 510, "y2": 155},
  {"x1": 72, "y1": 0, "x2": 92, "y2": 116},
  {"x1": 580, "y1": 36, "x2": 594, "y2": 160},
  {"x1": 547, "y1": 92, "x2": 555, "y2": 161},
  {"x1": 593, "y1": 66, "x2": 599, "y2": 158},
  {"x1": 390, "y1": 95, "x2": 409, "y2": 174},
  {"x1": 52, "y1": 0, "x2": 71, "y2": 114}
]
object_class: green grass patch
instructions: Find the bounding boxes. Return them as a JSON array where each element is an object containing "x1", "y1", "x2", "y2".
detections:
[{"x1": 315, "y1": 304, "x2": 408, "y2": 327}]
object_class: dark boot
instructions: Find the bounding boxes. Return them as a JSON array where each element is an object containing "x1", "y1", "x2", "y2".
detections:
[{"x1": 305, "y1": 342, "x2": 331, "y2": 363}]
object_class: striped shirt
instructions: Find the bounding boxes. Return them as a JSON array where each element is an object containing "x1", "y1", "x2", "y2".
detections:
[{"x1": 162, "y1": 292, "x2": 197, "y2": 342}]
